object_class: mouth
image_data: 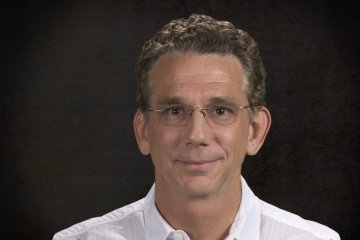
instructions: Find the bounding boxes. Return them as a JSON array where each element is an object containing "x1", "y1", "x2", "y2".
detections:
[{"x1": 175, "y1": 158, "x2": 221, "y2": 171}]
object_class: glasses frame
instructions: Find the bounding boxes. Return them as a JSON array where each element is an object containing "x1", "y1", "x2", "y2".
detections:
[{"x1": 147, "y1": 105, "x2": 251, "y2": 127}]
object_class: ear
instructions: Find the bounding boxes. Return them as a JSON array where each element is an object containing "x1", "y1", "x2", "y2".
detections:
[
  {"x1": 246, "y1": 106, "x2": 271, "y2": 155},
  {"x1": 134, "y1": 110, "x2": 150, "y2": 155}
]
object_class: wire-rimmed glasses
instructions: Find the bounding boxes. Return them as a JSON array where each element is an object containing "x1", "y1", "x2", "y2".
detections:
[{"x1": 147, "y1": 104, "x2": 250, "y2": 127}]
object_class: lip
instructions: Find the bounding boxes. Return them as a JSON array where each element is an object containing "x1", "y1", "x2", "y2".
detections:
[{"x1": 175, "y1": 159, "x2": 221, "y2": 171}]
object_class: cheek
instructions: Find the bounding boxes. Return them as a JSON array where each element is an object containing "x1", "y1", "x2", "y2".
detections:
[
  {"x1": 219, "y1": 125, "x2": 249, "y2": 156},
  {"x1": 148, "y1": 124, "x2": 181, "y2": 155}
]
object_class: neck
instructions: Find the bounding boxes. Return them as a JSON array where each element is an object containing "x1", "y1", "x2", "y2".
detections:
[{"x1": 155, "y1": 179, "x2": 242, "y2": 240}]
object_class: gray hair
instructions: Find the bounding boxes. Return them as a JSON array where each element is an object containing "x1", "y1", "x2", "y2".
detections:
[{"x1": 135, "y1": 14, "x2": 266, "y2": 112}]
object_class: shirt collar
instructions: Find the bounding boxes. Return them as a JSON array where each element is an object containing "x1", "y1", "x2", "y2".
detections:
[
  {"x1": 144, "y1": 176, "x2": 261, "y2": 240},
  {"x1": 144, "y1": 184, "x2": 174, "y2": 240},
  {"x1": 226, "y1": 176, "x2": 261, "y2": 240}
]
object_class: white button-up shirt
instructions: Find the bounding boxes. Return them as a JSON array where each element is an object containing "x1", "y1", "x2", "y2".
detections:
[{"x1": 53, "y1": 177, "x2": 340, "y2": 240}]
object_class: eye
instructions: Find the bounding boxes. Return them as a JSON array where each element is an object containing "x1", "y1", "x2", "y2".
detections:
[
  {"x1": 215, "y1": 107, "x2": 226, "y2": 115},
  {"x1": 164, "y1": 106, "x2": 186, "y2": 116},
  {"x1": 211, "y1": 106, "x2": 233, "y2": 116}
]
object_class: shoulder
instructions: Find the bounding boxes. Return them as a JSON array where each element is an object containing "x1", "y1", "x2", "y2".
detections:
[
  {"x1": 53, "y1": 198, "x2": 146, "y2": 240},
  {"x1": 258, "y1": 199, "x2": 340, "y2": 240}
]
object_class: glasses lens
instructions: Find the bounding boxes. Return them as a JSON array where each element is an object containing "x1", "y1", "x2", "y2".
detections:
[
  {"x1": 206, "y1": 106, "x2": 237, "y2": 126},
  {"x1": 159, "y1": 106, "x2": 189, "y2": 126},
  {"x1": 151, "y1": 104, "x2": 246, "y2": 126}
]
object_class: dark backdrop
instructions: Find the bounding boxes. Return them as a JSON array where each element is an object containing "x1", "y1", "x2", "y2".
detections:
[{"x1": 1, "y1": 1, "x2": 359, "y2": 239}]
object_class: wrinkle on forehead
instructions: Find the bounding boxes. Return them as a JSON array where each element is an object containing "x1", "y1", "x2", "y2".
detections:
[
  {"x1": 149, "y1": 52, "x2": 245, "y2": 80},
  {"x1": 152, "y1": 80, "x2": 247, "y2": 107},
  {"x1": 152, "y1": 73, "x2": 243, "y2": 89},
  {"x1": 173, "y1": 73, "x2": 239, "y2": 82},
  {"x1": 148, "y1": 53, "x2": 248, "y2": 101}
]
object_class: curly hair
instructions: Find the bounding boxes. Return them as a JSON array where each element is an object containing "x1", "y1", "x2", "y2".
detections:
[{"x1": 135, "y1": 14, "x2": 266, "y2": 112}]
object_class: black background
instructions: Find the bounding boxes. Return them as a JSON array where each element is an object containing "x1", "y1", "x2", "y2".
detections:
[{"x1": 1, "y1": 1, "x2": 359, "y2": 239}]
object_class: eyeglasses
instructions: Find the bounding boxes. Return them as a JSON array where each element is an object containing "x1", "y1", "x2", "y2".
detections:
[{"x1": 147, "y1": 104, "x2": 250, "y2": 127}]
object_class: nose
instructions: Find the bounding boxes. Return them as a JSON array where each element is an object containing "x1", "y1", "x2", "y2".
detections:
[
  {"x1": 189, "y1": 108, "x2": 206, "y2": 118},
  {"x1": 185, "y1": 109, "x2": 210, "y2": 147}
]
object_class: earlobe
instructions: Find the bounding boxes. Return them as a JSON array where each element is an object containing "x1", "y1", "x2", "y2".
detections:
[
  {"x1": 246, "y1": 106, "x2": 271, "y2": 155},
  {"x1": 133, "y1": 110, "x2": 151, "y2": 155}
]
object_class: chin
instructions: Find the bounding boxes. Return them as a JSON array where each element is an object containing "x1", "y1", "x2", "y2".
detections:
[{"x1": 178, "y1": 177, "x2": 218, "y2": 199}]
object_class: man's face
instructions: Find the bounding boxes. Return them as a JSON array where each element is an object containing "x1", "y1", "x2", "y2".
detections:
[{"x1": 136, "y1": 52, "x2": 255, "y2": 198}]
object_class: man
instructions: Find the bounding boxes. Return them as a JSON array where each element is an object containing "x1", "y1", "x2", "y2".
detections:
[{"x1": 53, "y1": 14, "x2": 340, "y2": 240}]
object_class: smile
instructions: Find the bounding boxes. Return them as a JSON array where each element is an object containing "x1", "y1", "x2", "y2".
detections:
[{"x1": 175, "y1": 159, "x2": 221, "y2": 171}]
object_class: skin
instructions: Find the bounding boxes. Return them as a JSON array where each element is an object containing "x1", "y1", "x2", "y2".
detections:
[{"x1": 134, "y1": 52, "x2": 271, "y2": 240}]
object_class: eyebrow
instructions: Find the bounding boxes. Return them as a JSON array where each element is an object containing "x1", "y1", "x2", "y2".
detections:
[
  {"x1": 207, "y1": 97, "x2": 240, "y2": 107},
  {"x1": 156, "y1": 97, "x2": 187, "y2": 106},
  {"x1": 156, "y1": 96, "x2": 241, "y2": 107}
]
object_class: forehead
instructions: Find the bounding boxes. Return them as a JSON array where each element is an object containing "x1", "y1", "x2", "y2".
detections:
[
  {"x1": 149, "y1": 52, "x2": 244, "y2": 82},
  {"x1": 148, "y1": 53, "x2": 247, "y2": 103}
]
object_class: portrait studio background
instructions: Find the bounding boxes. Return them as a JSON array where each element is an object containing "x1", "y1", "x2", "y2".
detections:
[{"x1": 1, "y1": 1, "x2": 359, "y2": 239}]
